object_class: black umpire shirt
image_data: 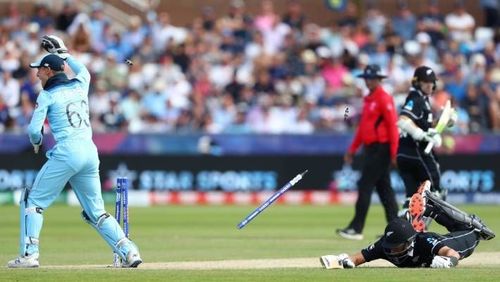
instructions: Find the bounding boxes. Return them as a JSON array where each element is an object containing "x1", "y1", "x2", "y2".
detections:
[
  {"x1": 398, "y1": 88, "x2": 433, "y2": 153},
  {"x1": 361, "y1": 232, "x2": 446, "y2": 267}
]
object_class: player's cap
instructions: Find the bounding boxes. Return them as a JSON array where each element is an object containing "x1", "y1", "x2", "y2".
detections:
[
  {"x1": 413, "y1": 66, "x2": 437, "y2": 83},
  {"x1": 357, "y1": 64, "x2": 387, "y2": 79},
  {"x1": 382, "y1": 218, "x2": 417, "y2": 249},
  {"x1": 30, "y1": 54, "x2": 65, "y2": 71}
]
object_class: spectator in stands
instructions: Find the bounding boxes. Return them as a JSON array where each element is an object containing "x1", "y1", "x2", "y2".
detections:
[
  {"x1": 445, "y1": 1, "x2": 475, "y2": 44},
  {"x1": 56, "y1": 1, "x2": 78, "y2": 32},
  {"x1": 461, "y1": 83, "x2": 490, "y2": 133},
  {"x1": 216, "y1": 0, "x2": 252, "y2": 41},
  {"x1": 282, "y1": 0, "x2": 306, "y2": 31},
  {"x1": 211, "y1": 93, "x2": 237, "y2": 132},
  {"x1": 120, "y1": 90, "x2": 142, "y2": 132},
  {"x1": 392, "y1": 2, "x2": 417, "y2": 42},
  {"x1": 151, "y1": 12, "x2": 187, "y2": 55},
  {"x1": 0, "y1": 96, "x2": 9, "y2": 132},
  {"x1": 417, "y1": 1, "x2": 445, "y2": 48},
  {"x1": 416, "y1": 32, "x2": 438, "y2": 64},
  {"x1": 363, "y1": 4, "x2": 387, "y2": 42},
  {"x1": 480, "y1": 0, "x2": 499, "y2": 28},
  {"x1": 121, "y1": 16, "x2": 147, "y2": 57},
  {"x1": 224, "y1": 104, "x2": 252, "y2": 133},
  {"x1": 1, "y1": 42, "x2": 21, "y2": 73},
  {"x1": 135, "y1": 35, "x2": 157, "y2": 63},
  {"x1": 89, "y1": 2, "x2": 109, "y2": 53},
  {"x1": 70, "y1": 20, "x2": 92, "y2": 53},
  {"x1": 337, "y1": 2, "x2": 359, "y2": 29},
  {"x1": 2, "y1": 4, "x2": 22, "y2": 32},
  {"x1": 15, "y1": 94, "x2": 34, "y2": 130},
  {"x1": 491, "y1": 86, "x2": 500, "y2": 131},
  {"x1": 30, "y1": 3, "x2": 54, "y2": 31},
  {"x1": 254, "y1": 0, "x2": 279, "y2": 33},
  {"x1": 89, "y1": 81, "x2": 112, "y2": 131},
  {"x1": 466, "y1": 53, "x2": 488, "y2": 86},
  {"x1": 480, "y1": 66, "x2": 499, "y2": 129},
  {"x1": 19, "y1": 69, "x2": 39, "y2": 105},
  {"x1": 0, "y1": 71, "x2": 20, "y2": 110},
  {"x1": 100, "y1": 51, "x2": 127, "y2": 91},
  {"x1": 100, "y1": 93, "x2": 127, "y2": 132},
  {"x1": 318, "y1": 47, "x2": 349, "y2": 93},
  {"x1": 253, "y1": 70, "x2": 276, "y2": 95}
]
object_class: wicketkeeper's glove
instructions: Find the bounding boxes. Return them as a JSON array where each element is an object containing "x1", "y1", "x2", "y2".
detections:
[{"x1": 41, "y1": 35, "x2": 69, "y2": 59}]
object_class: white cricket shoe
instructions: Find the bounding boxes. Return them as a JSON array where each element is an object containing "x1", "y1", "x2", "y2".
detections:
[
  {"x1": 336, "y1": 228, "x2": 363, "y2": 240},
  {"x1": 122, "y1": 250, "x2": 142, "y2": 268},
  {"x1": 7, "y1": 253, "x2": 40, "y2": 268}
]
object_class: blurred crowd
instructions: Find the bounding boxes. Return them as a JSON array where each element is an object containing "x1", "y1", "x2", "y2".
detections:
[{"x1": 0, "y1": 0, "x2": 499, "y2": 134}]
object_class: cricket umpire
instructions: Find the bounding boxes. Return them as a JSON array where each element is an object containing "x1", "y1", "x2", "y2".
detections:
[
  {"x1": 396, "y1": 66, "x2": 457, "y2": 215},
  {"x1": 337, "y1": 64, "x2": 399, "y2": 240}
]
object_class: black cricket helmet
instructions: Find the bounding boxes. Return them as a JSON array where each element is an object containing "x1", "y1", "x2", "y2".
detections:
[
  {"x1": 382, "y1": 218, "x2": 417, "y2": 264},
  {"x1": 412, "y1": 65, "x2": 437, "y2": 90}
]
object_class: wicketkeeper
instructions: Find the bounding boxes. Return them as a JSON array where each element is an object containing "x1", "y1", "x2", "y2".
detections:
[
  {"x1": 8, "y1": 35, "x2": 142, "y2": 268},
  {"x1": 321, "y1": 180, "x2": 495, "y2": 269}
]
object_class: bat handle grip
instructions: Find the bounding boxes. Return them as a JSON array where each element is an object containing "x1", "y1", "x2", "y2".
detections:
[{"x1": 424, "y1": 140, "x2": 433, "y2": 154}]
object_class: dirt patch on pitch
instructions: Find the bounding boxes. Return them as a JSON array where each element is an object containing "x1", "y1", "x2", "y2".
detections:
[{"x1": 45, "y1": 252, "x2": 500, "y2": 270}]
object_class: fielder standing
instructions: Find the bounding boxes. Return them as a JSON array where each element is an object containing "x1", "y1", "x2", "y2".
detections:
[
  {"x1": 396, "y1": 66, "x2": 456, "y2": 222},
  {"x1": 337, "y1": 64, "x2": 399, "y2": 240},
  {"x1": 8, "y1": 35, "x2": 142, "y2": 268}
]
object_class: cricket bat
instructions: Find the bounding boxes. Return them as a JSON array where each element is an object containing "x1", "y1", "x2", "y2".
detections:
[
  {"x1": 320, "y1": 255, "x2": 346, "y2": 269},
  {"x1": 424, "y1": 100, "x2": 452, "y2": 154}
]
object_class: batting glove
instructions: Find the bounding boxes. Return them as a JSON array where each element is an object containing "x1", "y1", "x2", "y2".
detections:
[
  {"x1": 447, "y1": 109, "x2": 458, "y2": 128},
  {"x1": 430, "y1": 256, "x2": 458, "y2": 268},
  {"x1": 41, "y1": 35, "x2": 70, "y2": 59},
  {"x1": 423, "y1": 128, "x2": 442, "y2": 148},
  {"x1": 338, "y1": 253, "x2": 355, "y2": 269}
]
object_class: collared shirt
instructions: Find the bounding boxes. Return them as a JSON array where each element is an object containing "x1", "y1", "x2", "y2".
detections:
[
  {"x1": 349, "y1": 85, "x2": 399, "y2": 160},
  {"x1": 399, "y1": 88, "x2": 433, "y2": 151},
  {"x1": 28, "y1": 56, "x2": 91, "y2": 145},
  {"x1": 361, "y1": 231, "x2": 446, "y2": 267}
]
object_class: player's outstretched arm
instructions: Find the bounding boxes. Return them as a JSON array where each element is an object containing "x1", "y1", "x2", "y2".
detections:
[
  {"x1": 320, "y1": 252, "x2": 365, "y2": 269},
  {"x1": 349, "y1": 252, "x2": 366, "y2": 266},
  {"x1": 430, "y1": 246, "x2": 460, "y2": 268}
]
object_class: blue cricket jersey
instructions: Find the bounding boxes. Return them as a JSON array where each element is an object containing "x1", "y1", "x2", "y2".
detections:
[{"x1": 28, "y1": 56, "x2": 92, "y2": 146}]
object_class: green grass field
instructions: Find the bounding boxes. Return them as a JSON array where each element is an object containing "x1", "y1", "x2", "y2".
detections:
[{"x1": 1, "y1": 204, "x2": 499, "y2": 281}]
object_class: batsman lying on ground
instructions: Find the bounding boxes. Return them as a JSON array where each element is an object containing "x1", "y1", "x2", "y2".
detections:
[{"x1": 320, "y1": 181, "x2": 495, "y2": 269}]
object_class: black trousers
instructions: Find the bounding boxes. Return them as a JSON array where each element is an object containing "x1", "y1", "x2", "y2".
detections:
[
  {"x1": 397, "y1": 147, "x2": 442, "y2": 199},
  {"x1": 426, "y1": 196, "x2": 480, "y2": 259},
  {"x1": 348, "y1": 143, "x2": 399, "y2": 233},
  {"x1": 440, "y1": 230, "x2": 480, "y2": 259}
]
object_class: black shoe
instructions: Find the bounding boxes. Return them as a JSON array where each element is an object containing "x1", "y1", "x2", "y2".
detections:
[
  {"x1": 471, "y1": 215, "x2": 495, "y2": 240},
  {"x1": 336, "y1": 227, "x2": 363, "y2": 240}
]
